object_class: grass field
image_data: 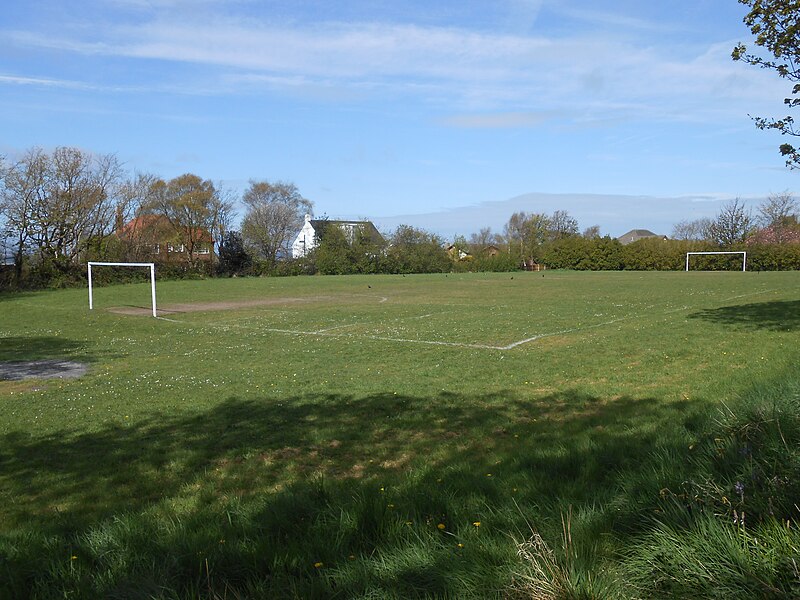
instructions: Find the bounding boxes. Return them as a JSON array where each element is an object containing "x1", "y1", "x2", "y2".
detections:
[{"x1": 1, "y1": 271, "x2": 799, "y2": 598}]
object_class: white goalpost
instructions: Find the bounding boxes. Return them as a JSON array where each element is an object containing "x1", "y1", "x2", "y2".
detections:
[
  {"x1": 685, "y1": 251, "x2": 747, "y2": 272},
  {"x1": 88, "y1": 262, "x2": 157, "y2": 317}
]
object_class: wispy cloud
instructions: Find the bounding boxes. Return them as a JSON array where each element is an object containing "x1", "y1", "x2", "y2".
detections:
[
  {"x1": 2, "y1": 11, "x2": 784, "y2": 122},
  {"x1": 0, "y1": 73, "x2": 94, "y2": 90},
  {"x1": 554, "y1": 6, "x2": 673, "y2": 32},
  {"x1": 440, "y1": 111, "x2": 556, "y2": 128}
]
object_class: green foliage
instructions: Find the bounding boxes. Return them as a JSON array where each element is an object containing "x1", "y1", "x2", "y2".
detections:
[
  {"x1": 622, "y1": 365, "x2": 800, "y2": 598},
  {"x1": 385, "y1": 225, "x2": 450, "y2": 274},
  {"x1": 315, "y1": 223, "x2": 356, "y2": 275},
  {"x1": 539, "y1": 236, "x2": 622, "y2": 271},
  {"x1": 622, "y1": 237, "x2": 687, "y2": 270},
  {"x1": 626, "y1": 516, "x2": 800, "y2": 598},
  {"x1": 217, "y1": 231, "x2": 252, "y2": 276},
  {"x1": 734, "y1": 0, "x2": 800, "y2": 168},
  {"x1": 747, "y1": 243, "x2": 800, "y2": 270},
  {"x1": 452, "y1": 252, "x2": 518, "y2": 273}
]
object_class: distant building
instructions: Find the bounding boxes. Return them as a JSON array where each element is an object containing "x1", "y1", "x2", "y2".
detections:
[
  {"x1": 617, "y1": 229, "x2": 667, "y2": 245},
  {"x1": 291, "y1": 215, "x2": 384, "y2": 258},
  {"x1": 117, "y1": 215, "x2": 214, "y2": 262},
  {"x1": 446, "y1": 244, "x2": 470, "y2": 261}
]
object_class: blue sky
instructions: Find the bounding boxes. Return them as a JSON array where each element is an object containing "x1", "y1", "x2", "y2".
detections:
[{"x1": 1, "y1": 0, "x2": 797, "y2": 238}]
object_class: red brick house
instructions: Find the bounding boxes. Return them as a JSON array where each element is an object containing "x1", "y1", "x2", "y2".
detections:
[{"x1": 116, "y1": 215, "x2": 214, "y2": 264}]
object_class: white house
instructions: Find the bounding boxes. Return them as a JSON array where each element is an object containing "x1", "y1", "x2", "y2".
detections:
[
  {"x1": 292, "y1": 214, "x2": 317, "y2": 258},
  {"x1": 291, "y1": 215, "x2": 385, "y2": 258}
]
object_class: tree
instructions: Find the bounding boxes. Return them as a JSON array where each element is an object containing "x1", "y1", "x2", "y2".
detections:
[
  {"x1": 582, "y1": 225, "x2": 601, "y2": 239},
  {"x1": 548, "y1": 210, "x2": 579, "y2": 240},
  {"x1": 670, "y1": 218, "x2": 713, "y2": 241},
  {"x1": 757, "y1": 191, "x2": 799, "y2": 242},
  {"x1": 0, "y1": 146, "x2": 126, "y2": 282},
  {"x1": 147, "y1": 173, "x2": 230, "y2": 268},
  {"x1": 733, "y1": 0, "x2": 800, "y2": 167},
  {"x1": 217, "y1": 231, "x2": 252, "y2": 275},
  {"x1": 386, "y1": 225, "x2": 450, "y2": 273},
  {"x1": 240, "y1": 180, "x2": 312, "y2": 271},
  {"x1": 503, "y1": 211, "x2": 551, "y2": 262},
  {"x1": 468, "y1": 227, "x2": 494, "y2": 252},
  {"x1": 314, "y1": 222, "x2": 353, "y2": 275},
  {"x1": 0, "y1": 149, "x2": 46, "y2": 284},
  {"x1": 708, "y1": 198, "x2": 755, "y2": 246}
]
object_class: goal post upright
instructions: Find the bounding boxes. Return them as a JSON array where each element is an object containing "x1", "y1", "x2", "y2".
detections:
[
  {"x1": 685, "y1": 251, "x2": 747, "y2": 272},
  {"x1": 87, "y1": 262, "x2": 157, "y2": 317}
]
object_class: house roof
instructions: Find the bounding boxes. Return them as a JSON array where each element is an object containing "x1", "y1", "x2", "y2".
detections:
[
  {"x1": 617, "y1": 229, "x2": 664, "y2": 245},
  {"x1": 310, "y1": 219, "x2": 385, "y2": 245},
  {"x1": 117, "y1": 215, "x2": 213, "y2": 243}
]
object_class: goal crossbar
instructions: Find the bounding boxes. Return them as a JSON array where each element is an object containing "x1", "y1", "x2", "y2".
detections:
[
  {"x1": 88, "y1": 262, "x2": 157, "y2": 317},
  {"x1": 685, "y1": 251, "x2": 747, "y2": 272}
]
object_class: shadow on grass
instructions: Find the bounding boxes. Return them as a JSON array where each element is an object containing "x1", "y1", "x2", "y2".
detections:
[
  {"x1": 688, "y1": 299, "x2": 800, "y2": 332},
  {"x1": 0, "y1": 388, "x2": 702, "y2": 597},
  {"x1": 0, "y1": 336, "x2": 91, "y2": 363}
]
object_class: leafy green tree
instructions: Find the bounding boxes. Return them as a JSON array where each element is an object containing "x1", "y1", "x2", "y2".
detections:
[
  {"x1": 314, "y1": 224, "x2": 354, "y2": 275},
  {"x1": 587, "y1": 236, "x2": 624, "y2": 270},
  {"x1": 217, "y1": 231, "x2": 252, "y2": 276},
  {"x1": 733, "y1": 0, "x2": 800, "y2": 167},
  {"x1": 350, "y1": 227, "x2": 385, "y2": 274},
  {"x1": 386, "y1": 225, "x2": 450, "y2": 273}
]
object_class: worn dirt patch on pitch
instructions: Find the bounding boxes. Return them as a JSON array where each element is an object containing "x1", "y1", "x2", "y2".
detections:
[
  {"x1": 0, "y1": 360, "x2": 88, "y2": 381},
  {"x1": 108, "y1": 296, "x2": 331, "y2": 316}
]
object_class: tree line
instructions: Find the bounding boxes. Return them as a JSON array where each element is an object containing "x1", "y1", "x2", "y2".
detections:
[{"x1": 2, "y1": 147, "x2": 800, "y2": 289}]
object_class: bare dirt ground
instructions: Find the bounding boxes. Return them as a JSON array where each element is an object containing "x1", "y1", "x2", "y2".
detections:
[
  {"x1": 107, "y1": 296, "x2": 325, "y2": 316},
  {"x1": 0, "y1": 360, "x2": 88, "y2": 381}
]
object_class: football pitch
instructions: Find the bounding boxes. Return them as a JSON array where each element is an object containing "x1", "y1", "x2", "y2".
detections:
[{"x1": 1, "y1": 270, "x2": 799, "y2": 597}]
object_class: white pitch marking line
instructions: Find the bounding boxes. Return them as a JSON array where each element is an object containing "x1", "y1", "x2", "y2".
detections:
[
  {"x1": 149, "y1": 286, "x2": 793, "y2": 350},
  {"x1": 721, "y1": 288, "x2": 777, "y2": 302},
  {"x1": 314, "y1": 322, "x2": 365, "y2": 333}
]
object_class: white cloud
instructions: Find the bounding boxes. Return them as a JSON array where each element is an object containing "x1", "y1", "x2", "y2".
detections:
[
  {"x1": 440, "y1": 111, "x2": 557, "y2": 128},
  {"x1": 3, "y1": 13, "x2": 786, "y2": 121},
  {"x1": 0, "y1": 73, "x2": 93, "y2": 90}
]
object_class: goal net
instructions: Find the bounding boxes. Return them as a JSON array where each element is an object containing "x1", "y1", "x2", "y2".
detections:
[
  {"x1": 87, "y1": 262, "x2": 157, "y2": 317},
  {"x1": 685, "y1": 251, "x2": 747, "y2": 272}
]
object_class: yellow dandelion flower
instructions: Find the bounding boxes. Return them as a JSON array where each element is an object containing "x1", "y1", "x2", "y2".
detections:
[
  {"x1": 457, "y1": 543, "x2": 464, "y2": 548},
  {"x1": 71, "y1": 555, "x2": 78, "y2": 560},
  {"x1": 314, "y1": 562, "x2": 324, "y2": 568},
  {"x1": 437, "y1": 523, "x2": 446, "y2": 530},
  {"x1": 473, "y1": 521, "x2": 481, "y2": 527}
]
